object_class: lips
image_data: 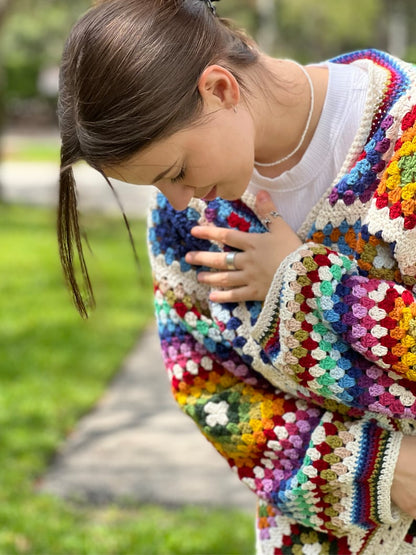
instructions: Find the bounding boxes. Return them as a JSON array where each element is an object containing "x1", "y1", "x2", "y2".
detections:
[{"x1": 202, "y1": 185, "x2": 217, "y2": 201}]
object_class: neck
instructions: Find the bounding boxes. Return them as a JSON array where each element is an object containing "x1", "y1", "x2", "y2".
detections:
[{"x1": 252, "y1": 55, "x2": 328, "y2": 178}]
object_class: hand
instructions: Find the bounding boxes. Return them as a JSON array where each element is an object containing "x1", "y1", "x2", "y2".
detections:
[
  {"x1": 391, "y1": 435, "x2": 416, "y2": 518},
  {"x1": 185, "y1": 190, "x2": 302, "y2": 303}
]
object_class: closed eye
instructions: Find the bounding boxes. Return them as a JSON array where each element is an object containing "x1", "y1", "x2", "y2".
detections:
[{"x1": 170, "y1": 167, "x2": 186, "y2": 184}]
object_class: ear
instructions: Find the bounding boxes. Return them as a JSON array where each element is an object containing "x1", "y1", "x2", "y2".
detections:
[{"x1": 197, "y1": 65, "x2": 240, "y2": 111}]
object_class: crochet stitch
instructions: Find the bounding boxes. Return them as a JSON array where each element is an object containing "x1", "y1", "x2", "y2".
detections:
[{"x1": 148, "y1": 50, "x2": 416, "y2": 553}]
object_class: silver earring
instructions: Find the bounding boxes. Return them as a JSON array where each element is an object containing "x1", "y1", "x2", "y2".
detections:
[{"x1": 233, "y1": 105, "x2": 238, "y2": 113}]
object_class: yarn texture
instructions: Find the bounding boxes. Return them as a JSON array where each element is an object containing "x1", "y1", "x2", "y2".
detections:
[{"x1": 147, "y1": 50, "x2": 416, "y2": 554}]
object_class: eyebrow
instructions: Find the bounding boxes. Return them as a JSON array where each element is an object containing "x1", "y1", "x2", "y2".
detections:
[{"x1": 151, "y1": 161, "x2": 178, "y2": 184}]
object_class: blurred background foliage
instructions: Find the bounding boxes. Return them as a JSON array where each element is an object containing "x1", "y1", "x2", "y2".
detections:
[
  {"x1": 0, "y1": 0, "x2": 88, "y2": 128},
  {"x1": 1, "y1": 0, "x2": 416, "y2": 130}
]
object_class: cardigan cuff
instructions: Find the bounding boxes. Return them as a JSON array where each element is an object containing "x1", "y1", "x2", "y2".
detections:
[
  {"x1": 352, "y1": 423, "x2": 404, "y2": 528},
  {"x1": 375, "y1": 431, "x2": 404, "y2": 525},
  {"x1": 251, "y1": 243, "x2": 311, "y2": 346}
]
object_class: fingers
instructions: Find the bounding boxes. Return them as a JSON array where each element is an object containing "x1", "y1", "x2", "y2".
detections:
[
  {"x1": 209, "y1": 285, "x2": 262, "y2": 303},
  {"x1": 185, "y1": 249, "x2": 251, "y2": 298},
  {"x1": 255, "y1": 190, "x2": 282, "y2": 231},
  {"x1": 185, "y1": 249, "x2": 243, "y2": 271},
  {"x1": 184, "y1": 190, "x2": 294, "y2": 304},
  {"x1": 190, "y1": 225, "x2": 250, "y2": 250},
  {"x1": 197, "y1": 270, "x2": 245, "y2": 289}
]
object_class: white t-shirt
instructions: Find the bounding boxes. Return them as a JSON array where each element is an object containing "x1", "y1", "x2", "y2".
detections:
[{"x1": 247, "y1": 61, "x2": 369, "y2": 231}]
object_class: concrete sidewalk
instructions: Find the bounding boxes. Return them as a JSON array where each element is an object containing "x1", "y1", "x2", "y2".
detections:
[
  {"x1": 38, "y1": 326, "x2": 255, "y2": 511},
  {"x1": 1, "y1": 148, "x2": 255, "y2": 511},
  {"x1": 0, "y1": 160, "x2": 156, "y2": 217},
  {"x1": 1, "y1": 129, "x2": 156, "y2": 217}
]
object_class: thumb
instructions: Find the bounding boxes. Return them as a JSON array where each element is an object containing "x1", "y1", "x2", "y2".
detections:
[{"x1": 255, "y1": 190, "x2": 282, "y2": 230}]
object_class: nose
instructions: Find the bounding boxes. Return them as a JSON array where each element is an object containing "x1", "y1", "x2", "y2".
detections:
[{"x1": 158, "y1": 183, "x2": 194, "y2": 211}]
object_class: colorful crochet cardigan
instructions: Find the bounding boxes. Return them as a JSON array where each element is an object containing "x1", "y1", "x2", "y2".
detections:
[{"x1": 147, "y1": 50, "x2": 416, "y2": 554}]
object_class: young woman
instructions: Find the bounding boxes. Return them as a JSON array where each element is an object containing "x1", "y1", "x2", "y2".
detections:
[{"x1": 58, "y1": 0, "x2": 416, "y2": 552}]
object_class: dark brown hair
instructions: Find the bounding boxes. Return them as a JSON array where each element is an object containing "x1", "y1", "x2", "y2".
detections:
[{"x1": 58, "y1": 0, "x2": 261, "y2": 316}]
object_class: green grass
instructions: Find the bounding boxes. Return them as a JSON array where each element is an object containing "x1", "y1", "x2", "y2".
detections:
[
  {"x1": 0, "y1": 503, "x2": 254, "y2": 555},
  {"x1": 0, "y1": 203, "x2": 254, "y2": 555}
]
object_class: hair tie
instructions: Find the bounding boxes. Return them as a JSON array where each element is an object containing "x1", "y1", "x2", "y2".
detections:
[{"x1": 202, "y1": 0, "x2": 220, "y2": 16}]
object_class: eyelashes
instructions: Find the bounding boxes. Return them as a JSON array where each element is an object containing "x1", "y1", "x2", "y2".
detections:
[{"x1": 170, "y1": 167, "x2": 186, "y2": 184}]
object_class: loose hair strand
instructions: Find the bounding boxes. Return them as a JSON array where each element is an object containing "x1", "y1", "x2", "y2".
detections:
[{"x1": 57, "y1": 163, "x2": 95, "y2": 317}]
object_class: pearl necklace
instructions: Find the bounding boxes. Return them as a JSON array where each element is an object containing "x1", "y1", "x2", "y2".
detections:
[{"x1": 255, "y1": 61, "x2": 315, "y2": 167}]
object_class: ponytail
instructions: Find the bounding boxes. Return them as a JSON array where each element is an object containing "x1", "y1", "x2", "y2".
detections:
[{"x1": 57, "y1": 155, "x2": 95, "y2": 318}]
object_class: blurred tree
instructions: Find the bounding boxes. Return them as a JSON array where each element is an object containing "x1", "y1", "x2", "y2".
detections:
[
  {"x1": 273, "y1": 0, "x2": 382, "y2": 61},
  {"x1": 0, "y1": 0, "x2": 12, "y2": 25},
  {"x1": 385, "y1": 0, "x2": 407, "y2": 58},
  {"x1": 1, "y1": 0, "x2": 89, "y2": 127},
  {"x1": 0, "y1": 0, "x2": 89, "y2": 200},
  {"x1": 0, "y1": 0, "x2": 13, "y2": 123},
  {"x1": 0, "y1": 0, "x2": 14, "y2": 200},
  {"x1": 218, "y1": 0, "x2": 257, "y2": 34},
  {"x1": 251, "y1": 0, "x2": 416, "y2": 61},
  {"x1": 256, "y1": 0, "x2": 278, "y2": 53},
  {"x1": 382, "y1": 0, "x2": 416, "y2": 61}
]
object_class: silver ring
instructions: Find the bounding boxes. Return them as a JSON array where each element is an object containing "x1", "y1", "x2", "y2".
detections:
[
  {"x1": 261, "y1": 211, "x2": 281, "y2": 230},
  {"x1": 225, "y1": 251, "x2": 238, "y2": 271}
]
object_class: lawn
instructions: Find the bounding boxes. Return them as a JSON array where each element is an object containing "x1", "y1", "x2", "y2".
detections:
[{"x1": 0, "y1": 203, "x2": 254, "y2": 555}]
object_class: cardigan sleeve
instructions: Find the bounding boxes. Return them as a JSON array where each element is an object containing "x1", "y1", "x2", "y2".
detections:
[
  {"x1": 252, "y1": 105, "x2": 416, "y2": 419},
  {"x1": 153, "y1": 275, "x2": 406, "y2": 539},
  {"x1": 251, "y1": 243, "x2": 416, "y2": 419}
]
